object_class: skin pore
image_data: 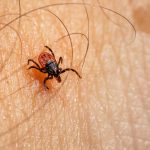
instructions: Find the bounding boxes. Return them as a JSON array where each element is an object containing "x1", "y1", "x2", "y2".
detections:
[{"x1": 0, "y1": 0, "x2": 150, "y2": 149}]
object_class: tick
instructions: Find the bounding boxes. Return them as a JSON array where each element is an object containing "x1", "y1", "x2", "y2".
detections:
[{"x1": 27, "y1": 46, "x2": 81, "y2": 89}]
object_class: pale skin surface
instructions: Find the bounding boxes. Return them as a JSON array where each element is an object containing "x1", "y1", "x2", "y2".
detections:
[{"x1": 0, "y1": 0, "x2": 149, "y2": 149}]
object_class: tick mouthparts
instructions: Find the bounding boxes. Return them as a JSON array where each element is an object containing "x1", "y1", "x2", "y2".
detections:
[
  {"x1": 79, "y1": 75, "x2": 82, "y2": 78},
  {"x1": 56, "y1": 76, "x2": 61, "y2": 83}
]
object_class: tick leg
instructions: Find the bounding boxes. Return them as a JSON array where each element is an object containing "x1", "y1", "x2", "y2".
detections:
[
  {"x1": 28, "y1": 59, "x2": 40, "y2": 68},
  {"x1": 60, "y1": 68, "x2": 82, "y2": 78},
  {"x1": 43, "y1": 75, "x2": 53, "y2": 89},
  {"x1": 28, "y1": 66, "x2": 45, "y2": 73},
  {"x1": 45, "y1": 46, "x2": 55, "y2": 58},
  {"x1": 58, "y1": 57, "x2": 63, "y2": 66}
]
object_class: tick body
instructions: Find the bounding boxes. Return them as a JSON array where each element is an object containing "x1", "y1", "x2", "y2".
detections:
[{"x1": 28, "y1": 46, "x2": 81, "y2": 89}]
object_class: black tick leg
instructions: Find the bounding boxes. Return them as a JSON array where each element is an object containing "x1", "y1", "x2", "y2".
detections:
[
  {"x1": 27, "y1": 59, "x2": 41, "y2": 68},
  {"x1": 45, "y1": 46, "x2": 55, "y2": 58},
  {"x1": 43, "y1": 75, "x2": 53, "y2": 89},
  {"x1": 28, "y1": 66, "x2": 46, "y2": 73},
  {"x1": 60, "y1": 68, "x2": 82, "y2": 78},
  {"x1": 58, "y1": 57, "x2": 63, "y2": 66}
]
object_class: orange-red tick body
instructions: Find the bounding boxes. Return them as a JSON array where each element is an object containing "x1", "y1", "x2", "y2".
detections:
[{"x1": 38, "y1": 52, "x2": 56, "y2": 68}]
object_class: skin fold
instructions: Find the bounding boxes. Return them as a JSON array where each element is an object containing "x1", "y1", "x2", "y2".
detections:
[{"x1": 0, "y1": 0, "x2": 149, "y2": 149}]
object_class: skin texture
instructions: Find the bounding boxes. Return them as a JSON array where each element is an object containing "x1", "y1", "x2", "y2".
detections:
[{"x1": 0, "y1": 0, "x2": 150, "y2": 149}]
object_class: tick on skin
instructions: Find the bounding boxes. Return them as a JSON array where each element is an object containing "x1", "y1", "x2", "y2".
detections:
[{"x1": 28, "y1": 46, "x2": 81, "y2": 89}]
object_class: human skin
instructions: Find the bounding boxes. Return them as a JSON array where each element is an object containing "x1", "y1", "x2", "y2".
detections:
[{"x1": 0, "y1": 0, "x2": 149, "y2": 149}]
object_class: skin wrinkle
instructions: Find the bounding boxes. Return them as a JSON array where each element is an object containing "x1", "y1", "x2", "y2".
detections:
[
  {"x1": 77, "y1": 101, "x2": 85, "y2": 149},
  {"x1": 0, "y1": 22, "x2": 22, "y2": 73},
  {"x1": 15, "y1": 0, "x2": 24, "y2": 141},
  {"x1": 128, "y1": 53, "x2": 150, "y2": 126},
  {"x1": 127, "y1": 42, "x2": 150, "y2": 124},
  {"x1": 126, "y1": 40, "x2": 149, "y2": 127},
  {"x1": 0, "y1": 0, "x2": 150, "y2": 149},
  {"x1": 55, "y1": 96, "x2": 63, "y2": 149},
  {"x1": 110, "y1": 42, "x2": 137, "y2": 149},
  {"x1": 90, "y1": 4, "x2": 112, "y2": 147},
  {"x1": 81, "y1": 1, "x2": 92, "y2": 149},
  {"x1": 91, "y1": 65, "x2": 103, "y2": 149},
  {"x1": 110, "y1": 44, "x2": 129, "y2": 145},
  {"x1": 64, "y1": 101, "x2": 69, "y2": 149},
  {"x1": 122, "y1": 48, "x2": 136, "y2": 144},
  {"x1": 89, "y1": 6, "x2": 107, "y2": 150},
  {"x1": 137, "y1": 46, "x2": 150, "y2": 120},
  {"x1": 142, "y1": 42, "x2": 149, "y2": 85},
  {"x1": 99, "y1": 54, "x2": 122, "y2": 149},
  {"x1": 88, "y1": 101, "x2": 101, "y2": 149}
]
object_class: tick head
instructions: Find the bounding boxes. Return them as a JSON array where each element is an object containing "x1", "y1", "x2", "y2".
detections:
[{"x1": 56, "y1": 76, "x2": 61, "y2": 83}]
